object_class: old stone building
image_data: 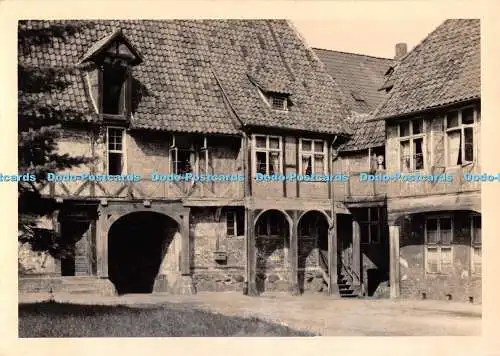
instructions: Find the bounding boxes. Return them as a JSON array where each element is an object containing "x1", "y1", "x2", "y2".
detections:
[{"x1": 18, "y1": 19, "x2": 482, "y2": 302}]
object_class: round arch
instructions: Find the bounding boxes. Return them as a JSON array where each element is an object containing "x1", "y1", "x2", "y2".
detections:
[
  {"x1": 253, "y1": 208, "x2": 293, "y2": 228},
  {"x1": 297, "y1": 209, "x2": 332, "y2": 227},
  {"x1": 107, "y1": 210, "x2": 179, "y2": 295}
]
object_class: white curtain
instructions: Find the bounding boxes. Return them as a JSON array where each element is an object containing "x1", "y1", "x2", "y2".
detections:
[{"x1": 447, "y1": 130, "x2": 461, "y2": 165}]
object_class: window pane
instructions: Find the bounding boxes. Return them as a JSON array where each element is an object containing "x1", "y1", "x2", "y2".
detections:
[
  {"x1": 256, "y1": 152, "x2": 267, "y2": 174},
  {"x1": 302, "y1": 155, "x2": 312, "y2": 175},
  {"x1": 446, "y1": 111, "x2": 459, "y2": 128},
  {"x1": 473, "y1": 215, "x2": 481, "y2": 244},
  {"x1": 400, "y1": 140, "x2": 410, "y2": 172},
  {"x1": 269, "y1": 137, "x2": 280, "y2": 149},
  {"x1": 360, "y1": 223, "x2": 370, "y2": 244},
  {"x1": 269, "y1": 152, "x2": 280, "y2": 174},
  {"x1": 314, "y1": 154, "x2": 324, "y2": 174},
  {"x1": 473, "y1": 247, "x2": 482, "y2": 274},
  {"x1": 256, "y1": 136, "x2": 266, "y2": 148},
  {"x1": 447, "y1": 130, "x2": 462, "y2": 165},
  {"x1": 369, "y1": 208, "x2": 379, "y2": 222},
  {"x1": 413, "y1": 138, "x2": 424, "y2": 170},
  {"x1": 412, "y1": 119, "x2": 423, "y2": 134},
  {"x1": 441, "y1": 247, "x2": 453, "y2": 271},
  {"x1": 440, "y1": 218, "x2": 453, "y2": 244},
  {"x1": 370, "y1": 224, "x2": 379, "y2": 243},
  {"x1": 427, "y1": 247, "x2": 439, "y2": 273},
  {"x1": 176, "y1": 150, "x2": 192, "y2": 174},
  {"x1": 357, "y1": 208, "x2": 369, "y2": 222},
  {"x1": 427, "y1": 219, "x2": 439, "y2": 243},
  {"x1": 462, "y1": 107, "x2": 474, "y2": 124},
  {"x1": 302, "y1": 139, "x2": 312, "y2": 152},
  {"x1": 108, "y1": 152, "x2": 122, "y2": 175},
  {"x1": 236, "y1": 211, "x2": 245, "y2": 236},
  {"x1": 313, "y1": 140, "x2": 324, "y2": 153},
  {"x1": 464, "y1": 127, "x2": 474, "y2": 162},
  {"x1": 399, "y1": 122, "x2": 410, "y2": 137}
]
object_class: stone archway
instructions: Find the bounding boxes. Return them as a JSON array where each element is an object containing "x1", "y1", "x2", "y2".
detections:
[
  {"x1": 107, "y1": 211, "x2": 179, "y2": 295},
  {"x1": 254, "y1": 209, "x2": 292, "y2": 293},
  {"x1": 297, "y1": 210, "x2": 330, "y2": 293}
]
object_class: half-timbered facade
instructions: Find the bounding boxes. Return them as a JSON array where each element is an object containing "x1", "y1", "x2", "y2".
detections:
[{"x1": 375, "y1": 19, "x2": 481, "y2": 302}]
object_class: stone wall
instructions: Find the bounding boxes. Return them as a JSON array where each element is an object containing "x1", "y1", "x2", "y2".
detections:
[{"x1": 399, "y1": 211, "x2": 482, "y2": 302}]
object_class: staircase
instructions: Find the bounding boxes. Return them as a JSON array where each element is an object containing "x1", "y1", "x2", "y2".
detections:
[{"x1": 318, "y1": 251, "x2": 361, "y2": 298}]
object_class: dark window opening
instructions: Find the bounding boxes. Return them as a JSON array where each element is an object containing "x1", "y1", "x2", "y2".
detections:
[
  {"x1": 256, "y1": 152, "x2": 267, "y2": 174},
  {"x1": 102, "y1": 65, "x2": 127, "y2": 115}
]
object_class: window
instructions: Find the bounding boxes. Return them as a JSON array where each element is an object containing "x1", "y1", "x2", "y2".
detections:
[
  {"x1": 254, "y1": 135, "x2": 282, "y2": 175},
  {"x1": 102, "y1": 64, "x2": 128, "y2": 115},
  {"x1": 399, "y1": 118, "x2": 425, "y2": 172},
  {"x1": 425, "y1": 216, "x2": 453, "y2": 274},
  {"x1": 359, "y1": 208, "x2": 380, "y2": 244},
  {"x1": 299, "y1": 139, "x2": 326, "y2": 175},
  {"x1": 107, "y1": 127, "x2": 125, "y2": 175},
  {"x1": 445, "y1": 107, "x2": 477, "y2": 166},
  {"x1": 471, "y1": 214, "x2": 481, "y2": 274},
  {"x1": 265, "y1": 93, "x2": 288, "y2": 111},
  {"x1": 169, "y1": 135, "x2": 208, "y2": 175},
  {"x1": 226, "y1": 210, "x2": 244, "y2": 237}
]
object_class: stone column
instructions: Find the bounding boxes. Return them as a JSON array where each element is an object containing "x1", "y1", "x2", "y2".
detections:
[
  {"x1": 288, "y1": 211, "x2": 300, "y2": 295},
  {"x1": 328, "y1": 217, "x2": 340, "y2": 297},
  {"x1": 389, "y1": 224, "x2": 400, "y2": 298},
  {"x1": 246, "y1": 209, "x2": 258, "y2": 296},
  {"x1": 176, "y1": 211, "x2": 195, "y2": 295}
]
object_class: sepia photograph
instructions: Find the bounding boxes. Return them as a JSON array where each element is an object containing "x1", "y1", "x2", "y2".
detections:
[{"x1": 15, "y1": 15, "x2": 483, "y2": 338}]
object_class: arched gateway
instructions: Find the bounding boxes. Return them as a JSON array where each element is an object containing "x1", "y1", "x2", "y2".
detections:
[{"x1": 107, "y1": 211, "x2": 179, "y2": 294}]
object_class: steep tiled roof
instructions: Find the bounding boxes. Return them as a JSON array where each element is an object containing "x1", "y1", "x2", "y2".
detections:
[
  {"x1": 375, "y1": 19, "x2": 480, "y2": 119},
  {"x1": 312, "y1": 48, "x2": 392, "y2": 151},
  {"x1": 19, "y1": 20, "x2": 352, "y2": 136},
  {"x1": 313, "y1": 48, "x2": 393, "y2": 114}
]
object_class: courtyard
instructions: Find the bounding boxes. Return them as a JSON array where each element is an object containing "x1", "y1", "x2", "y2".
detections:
[{"x1": 19, "y1": 292, "x2": 481, "y2": 337}]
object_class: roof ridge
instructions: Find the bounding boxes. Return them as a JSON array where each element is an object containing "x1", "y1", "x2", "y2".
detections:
[{"x1": 311, "y1": 47, "x2": 392, "y2": 61}]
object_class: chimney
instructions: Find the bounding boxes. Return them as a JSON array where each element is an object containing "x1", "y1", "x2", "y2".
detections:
[{"x1": 394, "y1": 43, "x2": 407, "y2": 60}]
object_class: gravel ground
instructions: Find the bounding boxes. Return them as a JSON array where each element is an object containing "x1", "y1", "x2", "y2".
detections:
[{"x1": 19, "y1": 291, "x2": 481, "y2": 336}]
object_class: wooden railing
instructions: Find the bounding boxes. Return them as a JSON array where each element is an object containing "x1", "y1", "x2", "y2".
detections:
[{"x1": 37, "y1": 178, "x2": 244, "y2": 201}]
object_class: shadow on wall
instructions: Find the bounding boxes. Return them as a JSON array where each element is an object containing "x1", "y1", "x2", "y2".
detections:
[{"x1": 108, "y1": 211, "x2": 178, "y2": 295}]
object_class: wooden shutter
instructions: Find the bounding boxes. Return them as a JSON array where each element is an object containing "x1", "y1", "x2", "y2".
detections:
[{"x1": 87, "y1": 68, "x2": 101, "y2": 114}]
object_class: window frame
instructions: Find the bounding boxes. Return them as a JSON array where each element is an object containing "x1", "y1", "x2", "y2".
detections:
[
  {"x1": 359, "y1": 208, "x2": 381, "y2": 245},
  {"x1": 169, "y1": 135, "x2": 208, "y2": 175},
  {"x1": 424, "y1": 215, "x2": 454, "y2": 275},
  {"x1": 444, "y1": 105, "x2": 477, "y2": 167},
  {"x1": 106, "y1": 126, "x2": 126, "y2": 175},
  {"x1": 299, "y1": 139, "x2": 327, "y2": 176},
  {"x1": 470, "y1": 213, "x2": 481, "y2": 275},
  {"x1": 253, "y1": 134, "x2": 283, "y2": 176},
  {"x1": 398, "y1": 118, "x2": 426, "y2": 172}
]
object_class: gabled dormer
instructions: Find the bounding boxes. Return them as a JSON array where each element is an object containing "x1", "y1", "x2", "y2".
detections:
[{"x1": 79, "y1": 29, "x2": 143, "y2": 121}]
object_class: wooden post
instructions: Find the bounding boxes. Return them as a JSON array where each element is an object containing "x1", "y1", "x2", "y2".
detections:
[
  {"x1": 246, "y1": 209, "x2": 258, "y2": 296},
  {"x1": 180, "y1": 212, "x2": 190, "y2": 275},
  {"x1": 352, "y1": 219, "x2": 361, "y2": 287},
  {"x1": 389, "y1": 225, "x2": 400, "y2": 298},
  {"x1": 289, "y1": 211, "x2": 300, "y2": 295},
  {"x1": 328, "y1": 215, "x2": 340, "y2": 296},
  {"x1": 96, "y1": 210, "x2": 109, "y2": 278}
]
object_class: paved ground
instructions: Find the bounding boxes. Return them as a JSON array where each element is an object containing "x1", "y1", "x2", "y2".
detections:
[{"x1": 19, "y1": 292, "x2": 481, "y2": 336}]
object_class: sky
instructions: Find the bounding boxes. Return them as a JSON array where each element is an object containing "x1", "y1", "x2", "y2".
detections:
[{"x1": 292, "y1": 19, "x2": 447, "y2": 59}]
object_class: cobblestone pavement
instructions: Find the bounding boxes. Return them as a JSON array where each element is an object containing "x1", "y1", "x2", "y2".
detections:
[{"x1": 19, "y1": 291, "x2": 481, "y2": 336}]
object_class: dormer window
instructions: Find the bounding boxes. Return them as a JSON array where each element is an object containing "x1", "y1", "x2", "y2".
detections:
[
  {"x1": 267, "y1": 93, "x2": 289, "y2": 111},
  {"x1": 80, "y1": 29, "x2": 143, "y2": 120}
]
